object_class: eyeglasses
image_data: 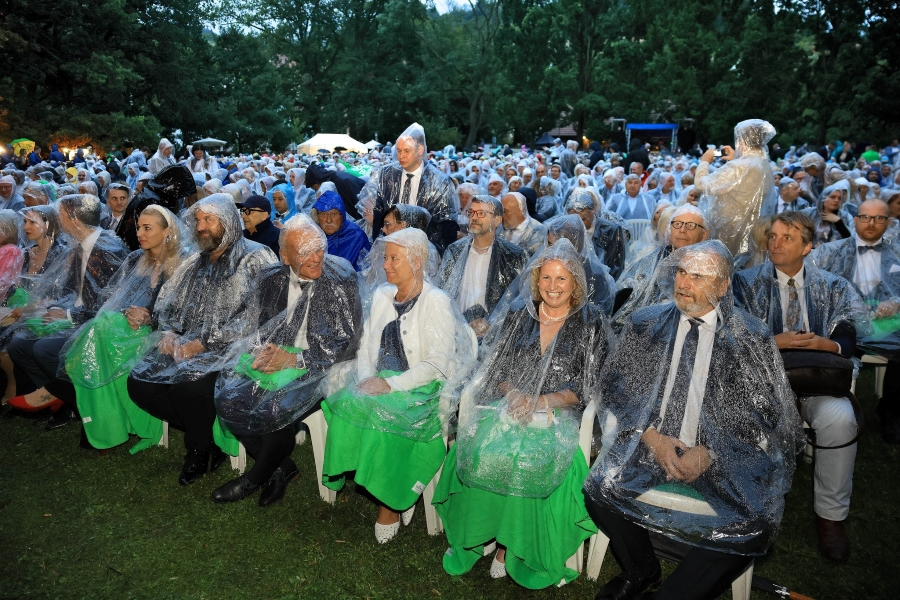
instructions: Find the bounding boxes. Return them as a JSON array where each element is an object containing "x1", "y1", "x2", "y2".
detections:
[
  {"x1": 239, "y1": 207, "x2": 265, "y2": 215},
  {"x1": 670, "y1": 220, "x2": 706, "y2": 231},
  {"x1": 856, "y1": 215, "x2": 889, "y2": 224},
  {"x1": 466, "y1": 209, "x2": 494, "y2": 218},
  {"x1": 381, "y1": 221, "x2": 402, "y2": 232}
]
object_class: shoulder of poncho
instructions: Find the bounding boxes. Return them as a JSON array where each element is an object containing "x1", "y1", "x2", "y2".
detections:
[
  {"x1": 494, "y1": 236, "x2": 527, "y2": 259},
  {"x1": 724, "y1": 306, "x2": 773, "y2": 341},
  {"x1": 445, "y1": 237, "x2": 470, "y2": 256},
  {"x1": 322, "y1": 254, "x2": 357, "y2": 281},
  {"x1": 628, "y1": 301, "x2": 674, "y2": 329}
]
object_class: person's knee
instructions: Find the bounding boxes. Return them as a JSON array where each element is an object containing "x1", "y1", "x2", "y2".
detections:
[
  {"x1": 6, "y1": 337, "x2": 31, "y2": 363},
  {"x1": 32, "y1": 339, "x2": 62, "y2": 370}
]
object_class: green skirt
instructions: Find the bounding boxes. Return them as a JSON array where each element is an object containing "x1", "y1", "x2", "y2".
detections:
[
  {"x1": 67, "y1": 312, "x2": 159, "y2": 453},
  {"x1": 433, "y1": 444, "x2": 597, "y2": 589},
  {"x1": 321, "y1": 382, "x2": 447, "y2": 511}
]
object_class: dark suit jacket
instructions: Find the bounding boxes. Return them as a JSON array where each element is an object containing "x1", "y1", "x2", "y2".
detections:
[
  {"x1": 440, "y1": 236, "x2": 527, "y2": 321},
  {"x1": 62, "y1": 231, "x2": 129, "y2": 324}
]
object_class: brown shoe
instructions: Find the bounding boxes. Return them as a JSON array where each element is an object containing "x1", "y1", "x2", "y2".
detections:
[{"x1": 815, "y1": 515, "x2": 850, "y2": 563}]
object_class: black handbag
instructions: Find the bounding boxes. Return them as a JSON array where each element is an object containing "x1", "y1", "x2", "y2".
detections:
[
  {"x1": 780, "y1": 349, "x2": 862, "y2": 449},
  {"x1": 780, "y1": 349, "x2": 853, "y2": 398}
]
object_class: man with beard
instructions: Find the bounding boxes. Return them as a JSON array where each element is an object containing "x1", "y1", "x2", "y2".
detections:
[
  {"x1": 439, "y1": 195, "x2": 527, "y2": 336},
  {"x1": 127, "y1": 194, "x2": 277, "y2": 486}
]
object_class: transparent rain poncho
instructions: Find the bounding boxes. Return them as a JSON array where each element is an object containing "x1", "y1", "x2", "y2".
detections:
[
  {"x1": 129, "y1": 194, "x2": 278, "y2": 384},
  {"x1": 585, "y1": 240, "x2": 805, "y2": 555},
  {"x1": 810, "y1": 233, "x2": 900, "y2": 359},
  {"x1": 611, "y1": 205, "x2": 709, "y2": 333},
  {"x1": 0, "y1": 210, "x2": 24, "y2": 300},
  {"x1": 214, "y1": 215, "x2": 364, "y2": 436},
  {"x1": 453, "y1": 239, "x2": 612, "y2": 498},
  {"x1": 360, "y1": 123, "x2": 458, "y2": 249},
  {"x1": 535, "y1": 176, "x2": 562, "y2": 222},
  {"x1": 359, "y1": 204, "x2": 441, "y2": 289},
  {"x1": 545, "y1": 214, "x2": 616, "y2": 315},
  {"x1": 696, "y1": 119, "x2": 778, "y2": 255},
  {"x1": 801, "y1": 180, "x2": 855, "y2": 247},
  {"x1": 59, "y1": 205, "x2": 190, "y2": 387},
  {"x1": 438, "y1": 200, "x2": 529, "y2": 323},
  {"x1": 117, "y1": 165, "x2": 197, "y2": 251},
  {"x1": 321, "y1": 228, "x2": 478, "y2": 442},
  {"x1": 592, "y1": 210, "x2": 629, "y2": 280},
  {"x1": 497, "y1": 192, "x2": 547, "y2": 257}
]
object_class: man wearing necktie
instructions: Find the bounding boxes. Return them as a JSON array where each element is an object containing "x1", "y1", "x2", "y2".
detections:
[
  {"x1": 364, "y1": 123, "x2": 459, "y2": 254},
  {"x1": 585, "y1": 241, "x2": 803, "y2": 600},
  {"x1": 760, "y1": 177, "x2": 810, "y2": 217},
  {"x1": 810, "y1": 198, "x2": 900, "y2": 444},
  {"x1": 211, "y1": 215, "x2": 362, "y2": 507},
  {"x1": 735, "y1": 211, "x2": 864, "y2": 563}
]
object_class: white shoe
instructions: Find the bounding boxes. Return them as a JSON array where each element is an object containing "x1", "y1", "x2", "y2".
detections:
[
  {"x1": 374, "y1": 521, "x2": 400, "y2": 544},
  {"x1": 401, "y1": 504, "x2": 416, "y2": 526},
  {"x1": 489, "y1": 554, "x2": 507, "y2": 579},
  {"x1": 483, "y1": 541, "x2": 497, "y2": 556}
]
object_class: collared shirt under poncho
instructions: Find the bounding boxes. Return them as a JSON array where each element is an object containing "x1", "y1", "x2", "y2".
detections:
[
  {"x1": 214, "y1": 256, "x2": 363, "y2": 436},
  {"x1": 584, "y1": 297, "x2": 803, "y2": 556},
  {"x1": 439, "y1": 235, "x2": 528, "y2": 323},
  {"x1": 732, "y1": 261, "x2": 863, "y2": 357},
  {"x1": 811, "y1": 235, "x2": 900, "y2": 358},
  {"x1": 497, "y1": 216, "x2": 547, "y2": 257},
  {"x1": 696, "y1": 120, "x2": 777, "y2": 255},
  {"x1": 364, "y1": 161, "x2": 458, "y2": 252},
  {"x1": 129, "y1": 197, "x2": 277, "y2": 384},
  {"x1": 313, "y1": 191, "x2": 371, "y2": 271}
]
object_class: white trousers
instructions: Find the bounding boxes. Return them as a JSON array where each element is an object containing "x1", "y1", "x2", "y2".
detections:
[{"x1": 801, "y1": 395, "x2": 858, "y2": 521}]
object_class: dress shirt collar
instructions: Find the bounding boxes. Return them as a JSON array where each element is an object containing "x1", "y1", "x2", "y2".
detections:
[{"x1": 774, "y1": 265, "x2": 805, "y2": 287}]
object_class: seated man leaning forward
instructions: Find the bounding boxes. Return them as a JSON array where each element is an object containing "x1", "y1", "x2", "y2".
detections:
[{"x1": 584, "y1": 240, "x2": 804, "y2": 600}]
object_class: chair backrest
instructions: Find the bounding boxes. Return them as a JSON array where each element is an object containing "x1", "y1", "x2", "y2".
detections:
[{"x1": 624, "y1": 219, "x2": 652, "y2": 244}]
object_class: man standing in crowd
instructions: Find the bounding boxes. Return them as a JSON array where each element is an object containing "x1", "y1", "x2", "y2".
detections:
[{"x1": 365, "y1": 123, "x2": 459, "y2": 253}]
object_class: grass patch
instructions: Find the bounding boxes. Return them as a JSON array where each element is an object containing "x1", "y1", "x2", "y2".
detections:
[{"x1": 1, "y1": 369, "x2": 897, "y2": 599}]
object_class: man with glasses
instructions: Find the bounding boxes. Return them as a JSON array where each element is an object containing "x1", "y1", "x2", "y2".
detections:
[
  {"x1": 237, "y1": 195, "x2": 280, "y2": 254},
  {"x1": 611, "y1": 205, "x2": 710, "y2": 332},
  {"x1": 760, "y1": 177, "x2": 810, "y2": 216},
  {"x1": 439, "y1": 195, "x2": 527, "y2": 336},
  {"x1": 735, "y1": 211, "x2": 864, "y2": 563},
  {"x1": 812, "y1": 198, "x2": 900, "y2": 446}
]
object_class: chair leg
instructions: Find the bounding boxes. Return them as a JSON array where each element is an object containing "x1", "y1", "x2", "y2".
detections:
[
  {"x1": 303, "y1": 409, "x2": 336, "y2": 504},
  {"x1": 422, "y1": 466, "x2": 444, "y2": 535},
  {"x1": 585, "y1": 531, "x2": 610, "y2": 581},
  {"x1": 565, "y1": 542, "x2": 584, "y2": 575},
  {"x1": 876, "y1": 365, "x2": 886, "y2": 398},
  {"x1": 731, "y1": 559, "x2": 754, "y2": 600},
  {"x1": 159, "y1": 420, "x2": 169, "y2": 448},
  {"x1": 295, "y1": 429, "x2": 307, "y2": 446},
  {"x1": 230, "y1": 442, "x2": 247, "y2": 473}
]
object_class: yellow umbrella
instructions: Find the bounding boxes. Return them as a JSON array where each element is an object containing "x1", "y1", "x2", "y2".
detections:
[{"x1": 11, "y1": 138, "x2": 35, "y2": 155}]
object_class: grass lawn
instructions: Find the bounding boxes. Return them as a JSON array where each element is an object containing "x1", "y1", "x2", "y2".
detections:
[{"x1": 1, "y1": 369, "x2": 897, "y2": 600}]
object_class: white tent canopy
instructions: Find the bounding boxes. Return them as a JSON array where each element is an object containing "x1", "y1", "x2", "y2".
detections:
[
  {"x1": 365, "y1": 139, "x2": 382, "y2": 149},
  {"x1": 297, "y1": 133, "x2": 368, "y2": 155},
  {"x1": 191, "y1": 138, "x2": 228, "y2": 146}
]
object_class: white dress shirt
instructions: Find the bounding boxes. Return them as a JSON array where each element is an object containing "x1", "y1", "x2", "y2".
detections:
[
  {"x1": 74, "y1": 228, "x2": 102, "y2": 308},
  {"x1": 657, "y1": 309, "x2": 717, "y2": 447},
  {"x1": 457, "y1": 244, "x2": 491, "y2": 314},
  {"x1": 502, "y1": 216, "x2": 532, "y2": 245},
  {"x1": 774, "y1": 266, "x2": 809, "y2": 333},
  {"x1": 853, "y1": 236, "x2": 883, "y2": 296},
  {"x1": 401, "y1": 163, "x2": 424, "y2": 205},
  {"x1": 286, "y1": 268, "x2": 312, "y2": 348}
]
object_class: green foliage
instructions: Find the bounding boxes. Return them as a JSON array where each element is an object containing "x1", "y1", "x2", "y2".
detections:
[{"x1": 1, "y1": 0, "x2": 897, "y2": 154}]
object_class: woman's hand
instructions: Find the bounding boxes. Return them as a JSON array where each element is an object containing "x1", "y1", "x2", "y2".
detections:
[
  {"x1": 125, "y1": 306, "x2": 151, "y2": 330},
  {"x1": 176, "y1": 339, "x2": 205, "y2": 361},
  {"x1": 357, "y1": 376, "x2": 391, "y2": 396},
  {"x1": 157, "y1": 332, "x2": 179, "y2": 356},
  {"x1": 251, "y1": 343, "x2": 296, "y2": 374},
  {"x1": 506, "y1": 389, "x2": 536, "y2": 422},
  {"x1": 42, "y1": 308, "x2": 67, "y2": 323},
  {"x1": 821, "y1": 212, "x2": 841, "y2": 223}
]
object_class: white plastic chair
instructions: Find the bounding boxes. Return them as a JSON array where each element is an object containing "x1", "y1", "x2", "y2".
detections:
[
  {"x1": 159, "y1": 421, "x2": 169, "y2": 448},
  {"x1": 562, "y1": 397, "x2": 599, "y2": 574},
  {"x1": 861, "y1": 353, "x2": 887, "y2": 398},
  {"x1": 297, "y1": 407, "x2": 337, "y2": 504}
]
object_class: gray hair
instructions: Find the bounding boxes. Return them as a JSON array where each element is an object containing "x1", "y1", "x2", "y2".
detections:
[
  {"x1": 58, "y1": 194, "x2": 102, "y2": 227},
  {"x1": 471, "y1": 194, "x2": 503, "y2": 218}
]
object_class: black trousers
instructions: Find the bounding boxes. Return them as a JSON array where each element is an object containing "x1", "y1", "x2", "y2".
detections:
[
  {"x1": 7, "y1": 334, "x2": 69, "y2": 389},
  {"x1": 880, "y1": 360, "x2": 900, "y2": 417},
  {"x1": 127, "y1": 373, "x2": 218, "y2": 453},
  {"x1": 237, "y1": 424, "x2": 297, "y2": 485},
  {"x1": 585, "y1": 497, "x2": 753, "y2": 600}
]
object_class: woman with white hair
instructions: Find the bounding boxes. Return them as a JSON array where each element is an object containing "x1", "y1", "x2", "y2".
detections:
[{"x1": 320, "y1": 228, "x2": 477, "y2": 544}]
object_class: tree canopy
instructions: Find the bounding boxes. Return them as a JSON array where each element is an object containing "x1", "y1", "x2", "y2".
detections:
[{"x1": 2, "y1": 0, "x2": 897, "y2": 153}]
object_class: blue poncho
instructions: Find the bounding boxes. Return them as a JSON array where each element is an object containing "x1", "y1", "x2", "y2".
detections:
[{"x1": 313, "y1": 191, "x2": 370, "y2": 271}]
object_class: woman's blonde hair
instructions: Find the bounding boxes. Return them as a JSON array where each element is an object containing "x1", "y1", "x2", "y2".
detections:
[
  {"x1": 138, "y1": 205, "x2": 183, "y2": 278},
  {"x1": 530, "y1": 259, "x2": 584, "y2": 308}
]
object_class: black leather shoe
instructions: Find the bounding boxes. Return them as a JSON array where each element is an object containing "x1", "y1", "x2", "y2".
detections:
[
  {"x1": 209, "y1": 446, "x2": 227, "y2": 472},
  {"x1": 32, "y1": 410, "x2": 52, "y2": 425},
  {"x1": 210, "y1": 475, "x2": 261, "y2": 503},
  {"x1": 178, "y1": 449, "x2": 210, "y2": 486},
  {"x1": 45, "y1": 407, "x2": 77, "y2": 431},
  {"x1": 594, "y1": 563, "x2": 662, "y2": 600},
  {"x1": 259, "y1": 462, "x2": 300, "y2": 507}
]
